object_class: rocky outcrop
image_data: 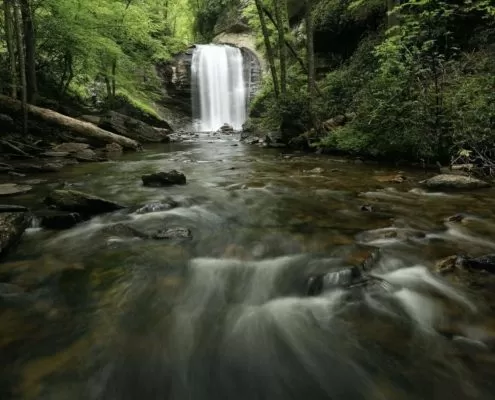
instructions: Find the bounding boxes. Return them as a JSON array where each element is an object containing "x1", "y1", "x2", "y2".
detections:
[
  {"x1": 142, "y1": 170, "x2": 187, "y2": 187},
  {"x1": 81, "y1": 111, "x2": 171, "y2": 143},
  {"x1": 159, "y1": 43, "x2": 262, "y2": 116},
  {"x1": 0, "y1": 212, "x2": 29, "y2": 258},
  {"x1": 420, "y1": 174, "x2": 490, "y2": 190},
  {"x1": 44, "y1": 189, "x2": 125, "y2": 216}
]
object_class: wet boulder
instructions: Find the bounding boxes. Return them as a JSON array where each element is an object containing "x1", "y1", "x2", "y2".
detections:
[
  {"x1": 151, "y1": 227, "x2": 192, "y2": 240},
  {"x1": 100, "y1": 223, "x2": 149, "y2": 239},
  {"x1": 436, "y1": 254, "x2": 495, "y2": 274},
  {"x1": 458, "y1": 254, "x2": 495, "y2": 273},
  {"x1": 306, "y1": 267, "x2": 362, "y2": 296},
  {"x1": 420, "y1": 174, "x2": 490, "y2": 190},
  {"x1": 34, "y1": 210, "x2": 82, "y2": 230},
  {"x1": 218, "y1": 123, "x2": 234, "y2": 134},
  {"x1": 142, "y1": 170, "x2": 186, "y2": 187},
  {"x1": 104, "y1": 143, "x2": 123, "y2": 154},
  {"x1": 74, "y1": 148, "x2": 99, "y2": 162},
  {"x1": 44, "y1": 189, "x2": 125, "y2": 216},
  {"x1": 0, "y1": 212, "x2": 29, "y2": 258},
  {"x1": 134, "y1": 198, "x2": 179, "y2": 214}
]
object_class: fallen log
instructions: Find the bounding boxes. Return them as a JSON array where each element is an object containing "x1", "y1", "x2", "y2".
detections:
[{"x1": 0, "y1": 95, "x2": 140, "y2": 150}]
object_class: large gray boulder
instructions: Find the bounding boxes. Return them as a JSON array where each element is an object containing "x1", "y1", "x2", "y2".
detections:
[
  {"x1": 0, "y1": 212, "x2": 29, "y2": 258},
  {"x1": 44, "y1": 189, "x2": 125, "y2": 216},
  {"x1": 420, "y1": 174, "x2": 490, "y2": 190}
]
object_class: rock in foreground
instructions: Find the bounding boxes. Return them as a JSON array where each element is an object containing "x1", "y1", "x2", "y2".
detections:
[
  {"x1": 44, "y1": 190, "x2": 125, "y2": 216},
  {"x1": 420, "y1": 174, "x2": 490, "y2": 190},
  {"x1": 0, "y1": 184, "x2": 32, "y2": 197},
  {"x1": 142, "y1": 170, "x2": 186, "y2": 187},
  {"x1": 0, "y1": 212, "x2": 29, "y2": 258},
  {"x1": 35, "y1": 210, "x2": 82, "y2": 230}
]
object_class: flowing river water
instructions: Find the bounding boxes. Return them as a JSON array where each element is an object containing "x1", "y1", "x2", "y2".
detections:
[{"x1": 3, "y1": 134, "x2": 495, "y2": 400}]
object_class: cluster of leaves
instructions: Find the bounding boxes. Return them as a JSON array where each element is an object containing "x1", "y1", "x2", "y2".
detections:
[{"x1": 189, "y1": 0, "x2": 237, "y2": 41}]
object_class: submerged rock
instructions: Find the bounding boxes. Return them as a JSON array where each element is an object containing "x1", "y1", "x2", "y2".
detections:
[
  {"x1": 152, "y1": 227, "x2": 192, "y2": 240},
  {"x1": 142, "y1": 170, "x2": 186, "y2": 187},
  {"x1": 420, "y1": 174, "x2": 490, "y2": 190},
  {"x1": 35, "y1": 210, "x2": 82, "y2": 230},
  {"x1": 0, "y1": 183, "x2": 32, "y2": 197},
  {"x1": 134, "y1": 199, "x2": 179, "y2": 214},
  {"x1": 44, "y1": 189, "x2": 125, "y2": 216},
  {"x1": 0, "y1": 212, "x2": 29, "y2": 258},
  {"x1": 375, "y1": 174, "x2": 407, "y2": 184},
  {"x1": 100, "y1": 223, "x2": 149, "y2": 239}
]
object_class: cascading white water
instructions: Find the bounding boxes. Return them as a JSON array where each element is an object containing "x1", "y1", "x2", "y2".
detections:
[{"x1": 191, "y1": 44, "x2": 247, "y2": 132}]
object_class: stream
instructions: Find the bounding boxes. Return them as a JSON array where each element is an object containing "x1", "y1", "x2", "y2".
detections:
[{"x1": 2, "y1": 133, "x2": 495, "y2": 400}]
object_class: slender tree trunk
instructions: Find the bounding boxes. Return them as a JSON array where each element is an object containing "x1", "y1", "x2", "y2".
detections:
[
  {"x1": 61, "y1": 52, "x2": 74, "y2": 97},
  {"x1": 111, "y1": 60, "x2": 116, "y2": 99},
  {"x1": 19, "y1": 0, "x2": 37, "y2": 104},
  {"x1": 305, "y1": 0, "x2": 316, "y2": 127},
  {"x1": 13, "y1": 0, "x2": 28, "y2": 134},
  {"x1": 305, "y1": 0, "x2": 316, "y2": 99},
  {"x1": 4, "y1": 0, "x2": 17, "y2": 99},
  {"x1": 273, "y1": 0, "x2": 287, "y2": 96},
  {"x1": 254, "y1": 0, "x2": 280, "y2": 100}
]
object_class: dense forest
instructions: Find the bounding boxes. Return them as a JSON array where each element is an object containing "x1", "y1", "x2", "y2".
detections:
[
  {"x1": 0, "y1": 0, "x2": 494, "y2": 168},
  {"x1": 243, "y1": 0, "x2": 495, "y2": 169}
]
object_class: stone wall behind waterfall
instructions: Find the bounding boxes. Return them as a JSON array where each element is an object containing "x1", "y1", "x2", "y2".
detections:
[{"x1": 158, "y1": 44, "x2": 261, "y2": 118}]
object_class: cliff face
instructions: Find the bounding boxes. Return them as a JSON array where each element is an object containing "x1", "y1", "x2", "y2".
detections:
[{"x1": 158, "y1": 44, "x2": 261, "y2": 116}]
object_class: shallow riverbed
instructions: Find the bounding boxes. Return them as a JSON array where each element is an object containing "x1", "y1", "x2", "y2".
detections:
[{"x1": 2, "y1": 134, "x2": 495, "y2": 400}]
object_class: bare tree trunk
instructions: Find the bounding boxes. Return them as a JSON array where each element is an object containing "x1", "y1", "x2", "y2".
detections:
[
  {"x1": 19, "y1": 0, "x2": 37, "y2": 104},
  {"x1": 61, "y1": 52, "x2": 74, "y2": 97},
  {"x1": 273, "y1": 0, "x2": 287, "y2": 96},
  {"x1": 111, "y1": 60, "x2": 116, "y2": 99},
  {"x1": 3, "y1": 0, "x2": 17, "y2": 99},
  {"x1": 254, "y1": 0, "x2": 280, "y2": 100},
  {"x1": 13, "y1": 0, "x2": 28, "y2": 134}
]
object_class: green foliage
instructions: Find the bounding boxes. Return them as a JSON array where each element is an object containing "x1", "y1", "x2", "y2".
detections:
[
  {"x1": 189, "y1": 0, "x2": 237, "y2": 41},
  {"x1": 312, "y1": 0, "x2": 495, "y2": 161},
  {"x1": 1, "y1": 0, "x2": 194, "y2": 114}
]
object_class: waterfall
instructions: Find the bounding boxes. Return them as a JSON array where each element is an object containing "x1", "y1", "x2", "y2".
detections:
[{"x1": 191, "y1": 44, "x2": 247, "y2": 132}]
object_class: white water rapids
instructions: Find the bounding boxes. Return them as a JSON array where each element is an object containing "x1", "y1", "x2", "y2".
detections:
[{"x1": 192, "y1": 44, "x2": 247, "y2": 132}]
